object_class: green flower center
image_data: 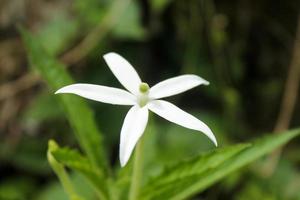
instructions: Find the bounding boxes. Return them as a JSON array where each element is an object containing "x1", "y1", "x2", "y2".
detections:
[
  {"x1": 138, "y1": 82, "x2": 149, "y2": 107},
  {"x1": 139, "y1": 82, "x2": 149, "y2": 93}
]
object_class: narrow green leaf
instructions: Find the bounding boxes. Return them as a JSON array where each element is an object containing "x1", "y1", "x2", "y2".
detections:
[
  {"x1": 51, "y1": 147, "x2": 108, "y2": 199},
  {"x1": 140, "y1": 128, "x2": 300, "y2": 200},
  {"x1": 20, "y1": 28, "x2": 108, "y2": 174}
]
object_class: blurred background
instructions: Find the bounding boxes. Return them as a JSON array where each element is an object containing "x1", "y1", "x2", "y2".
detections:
[{"x1": 0, "y1": 0, "x2": 300, "y2": 199}]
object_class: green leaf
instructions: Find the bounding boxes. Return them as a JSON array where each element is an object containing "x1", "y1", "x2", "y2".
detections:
[
  {"x1": 47, "y1": 140, "x2": 83, "y2": 200},
  {"x1": 140, "y1": 128, "x2": 300, "y2": 200},
  {"x1": 20, "y1": 28, "x2": 108, "y2": 175},
  {"x1": 51, "y1": 146, "x2": 108, "y2": 199}
]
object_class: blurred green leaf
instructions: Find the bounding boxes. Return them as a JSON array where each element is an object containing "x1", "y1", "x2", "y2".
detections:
[
  {"x1": 112, "y1": 2, "x2": 146, "y2": 40},
  {"x1": 47, "y1": 140, "x2": 84, "y2": 200},
  {"x1": 150, "y1": 0, "x2": 173, "y2": 13},
  {"x1": 51, "y1": 146, "x2": 108, "y2": 199},
  {"x1": 36, "y1": 173, "x2": 95, "y2": 200},
  {"x1": 21, "y1": 91, "x2": 63, "y2": 126},
  {"x1": 0, "y1": 177, "x2": 36, "y2": 200},
  {"x1": 140, "y1": 143, "x2": 249, "y2": 199},
  {"x1": 74, "y1": 0, "x2": 106, "y2": 27},
  {"x1": 12, "y1": 137, "x2": 50, "y2": 174},
  {"x1": 36, "y1": 181, "x2": 68, "y2": 200},
  {"x1": 0, "y1": 136, "x2": 50, "y2": 175},
  {"x1": 20, "y1": 28, "x2": 108, "y2": 176},
  {"x1": 37, "y1": 13, "x2": 78, "y2": 56},
  {"x1": 140, "y1": 128, "x2": 300, "y2": 200},
  {"x1": 247, "y1": 159, "x2": 300, "y2": 200},
  {"x1": 234, "y1": 179, "x2": 275, "y2": 200}
]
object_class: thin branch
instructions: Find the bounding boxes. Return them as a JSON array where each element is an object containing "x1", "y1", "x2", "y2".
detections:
[
  {"x1": 0, "y1": 73, "x2": 39, "y2": 100},
  {"x1": 273, "y1": 15, "x2": 300, "y2": 133},
  {"x1": 0, "y1": 98, "x2": 21, "y2": 130},
  {"x1": 262, "y1": 15, "x2": 300, "y2": 176}
]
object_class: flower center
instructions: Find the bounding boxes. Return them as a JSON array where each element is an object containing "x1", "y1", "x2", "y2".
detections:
[
  {"x1": 138, "y1": 82, "x2": 149, "y2": 107},
  {"x1": 139, "y1": 82, "x2": 149, "y2": 93}
]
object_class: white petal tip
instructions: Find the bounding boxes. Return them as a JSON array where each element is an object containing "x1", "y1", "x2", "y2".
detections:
[
  {"x1": 198, "y1": 77, "x2": 209, "y2": 85},
  {"x1": 54, "y1": 89, "x2": 62, "y2": 94},
  {"x1": 192, "y1": 75, "x2": 209, "y2": 85},
  {"x1": 55, "y1": 87, "x2": 69, "y2": 94},
  {"x1": 207, "y1": 133, "x2": 217, "y2": 147},
  {"x1": 120, "y1": 158, "x2": 128, "y2": 167},
  {"x1": 213, "y1": 139, "x2": 218, "y2": 147},
  {"x1": 103, "y1": 52, "x2": 117, "y2": 59}
]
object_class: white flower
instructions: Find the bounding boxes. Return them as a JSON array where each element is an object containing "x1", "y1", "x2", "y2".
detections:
[{"x1": 55, "y1": 52, "x2": 217, "y2": 167}]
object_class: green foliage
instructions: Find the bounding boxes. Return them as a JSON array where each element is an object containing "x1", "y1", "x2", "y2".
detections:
[
  {"x1": 36, "y1": 13, "x2": 78, "y2": 56},
  {"x1": 150, "y1": 0, "x2": 173, "y2": 13},
  {"x1": 20, "y1": 29, "x2": 108, "y2": 175},
  {"x1": 73, "y1": 0, "x2": 106, "y2": 27},
  {"x1": 19, "y1": 27, "x2": 300, "y2": 199},
  {"x1": 0, "y1": 135, "x2": 49, "y2": 175},
  {"x1": 0, "y1": 177, "x2": 36, "y2": 200},
  {"x1": 36, "y1": 173, "x2": 96, "y2": 200},
  {"x1": 0, "y1": 0, "x2": 298, "y2": 199},
  {"x1": 112, "y1": 2, "x2": 146, "y2": 40},
  {"x1": 10, "y1": 137, "x2": 49, "y2": 174},
  {"x1": 140, "y1": 129, "x2": 300, "y2": 200},
  {"x1": 51, "y1": 145, "x2": 109, "y2": 199},
  {"x1": 22, "y1": 91, "x2": 63, "y2": 125},
  {"x1": 47, "y1": 140, "x2": 82, "y2": 199}
]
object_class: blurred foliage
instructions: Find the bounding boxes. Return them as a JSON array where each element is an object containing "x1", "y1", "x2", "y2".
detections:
[
  {"x1": 140, "y1": 129, "x2": 300, "y2": 199},
  {"x1": 1, "y1": 0, "x2": 300, "y2": 199}
]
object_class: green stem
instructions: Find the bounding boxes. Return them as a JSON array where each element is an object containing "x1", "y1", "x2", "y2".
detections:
[{"x1": 129, "y1": 136, "x2": 145, "y2": 200}]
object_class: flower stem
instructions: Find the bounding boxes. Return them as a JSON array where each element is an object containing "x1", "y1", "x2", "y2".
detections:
[{"x1": 129, "y1": 136, "x2": 145, "y2": 200}]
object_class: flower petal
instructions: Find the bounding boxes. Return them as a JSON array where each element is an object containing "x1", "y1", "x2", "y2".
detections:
[
  {"x1": 55, "y1": 84, "x2": 136, "y2": 105},
  {"x1": 103, "y1": 52, "x2": 142, "y2": 95},
  {"x1": 149, "y1": 74, "x2": 209, "y2": 99},
  {"x1": 120, "y1": 105, "x2": 148, "y2": 167},
  {"x1": 148, "y1": 100, "x2": 217, "y2": 146}
]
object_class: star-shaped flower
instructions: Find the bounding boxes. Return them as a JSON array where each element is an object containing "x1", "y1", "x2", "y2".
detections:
[{"x1": 55, "y1": 52, "x2": 217, "y2": 167}]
